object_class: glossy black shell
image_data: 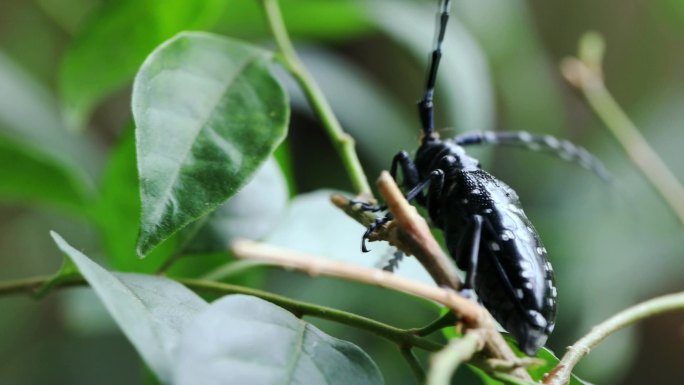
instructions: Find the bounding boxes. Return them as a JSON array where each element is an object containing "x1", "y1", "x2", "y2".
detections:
[{"x1": 415, "y1": 138, "x2": 557, "y2": 355}]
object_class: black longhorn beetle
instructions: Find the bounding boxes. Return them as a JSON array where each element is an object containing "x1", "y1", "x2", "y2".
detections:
[{"x1": 356, "y1": 0, "x2": 610, "y2": 355}]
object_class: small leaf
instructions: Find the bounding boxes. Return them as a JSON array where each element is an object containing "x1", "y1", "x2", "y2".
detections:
[
  {"x1": 50, "y1": 231, "x2": 208, "y2": 383},
  {"x1": 184, "y1": 157, "x2": 289, "y2": 254},
  {"x1": 59, "y1": 0, "x2": 227, "y2": 128},
  {"x1": 173, "y1": 295, "x2": 384, "y2": 385},
  {"x1": 471, "y1": 336, "x2": 591, "y2": 385},
  {"x1": 133, "y1": 32, "x2": 289, "y2": 257}
]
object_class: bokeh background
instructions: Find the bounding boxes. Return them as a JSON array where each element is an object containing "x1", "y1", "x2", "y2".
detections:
[{"x1": 1, "y1": 0, "x2": 684, "y2": 384}]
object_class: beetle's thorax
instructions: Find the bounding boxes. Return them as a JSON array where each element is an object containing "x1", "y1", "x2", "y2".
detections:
[{"x1": 415, "y1": 137, "x2": 480, "y2": 178}]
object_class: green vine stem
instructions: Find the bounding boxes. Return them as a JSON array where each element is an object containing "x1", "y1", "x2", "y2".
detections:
[
  {"x1": 543, "y1": 292, "x2": 684, "y2": 385},
  {"x1": 0, "y1": 274, "x2": 441, "y2": 352},
  {"x1": 260, "y1": 0, "x2": 372, "y2": 196},
  {"x1": 401, "y1": 347, "x2": 426, "y2": 383},
  {"x1": 561, "y1": 31, "x2": 684, "y2": 227}
]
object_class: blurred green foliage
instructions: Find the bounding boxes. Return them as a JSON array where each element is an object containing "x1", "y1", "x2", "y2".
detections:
[{"x1": 1, "y1": 0, "x2": 684, "y2": 384}]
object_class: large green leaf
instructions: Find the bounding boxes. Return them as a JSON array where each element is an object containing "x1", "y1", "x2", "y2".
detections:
[
  {"x1": 50, "y1": 232, "x2": 208, "y2": 384},
  {"x1": 132, "y1": 32, "x2": 289, "y2": 257},
  {"x1": 59, "y1": 0, "x2": 227, "y2": 128},
  {"x1": 173, "y1": 295, "x2": 384, "y2": 385}
]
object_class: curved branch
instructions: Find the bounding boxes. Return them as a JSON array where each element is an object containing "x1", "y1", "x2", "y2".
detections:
[
  {"x1": 0, "y1": 274, "x2": 441, "y2": 352},
  {"x1": 260, "y1": 0, "x2": 371, "y2": 196},
  {"x1": 561, "y1": 31, "x2": 684, "y2": 227},
  {"x1": 543, "y1": 292, "x2": 684, "y2": 385}
]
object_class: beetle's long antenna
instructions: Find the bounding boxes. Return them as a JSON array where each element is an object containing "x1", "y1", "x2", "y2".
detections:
[
  {"x1": 418, "y1": 0, "x2": 452, "y2": 142},
  {"x1": 454, "y1": 131, "x2": 613, "y2": 183}
]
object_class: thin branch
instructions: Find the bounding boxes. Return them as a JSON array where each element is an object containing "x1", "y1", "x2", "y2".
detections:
[
  {"x1": 0, "y1": 274, "x2": 441, "y2": 352},
  {"x1": 561, "y1": 31, "x2": 684, "y2": 227},
  {"x1": 260, "y1": 0, "x2": 371, "y2": 196},
  {"x1": 426, "y1": 328, "x2": 486, "y2": 385},
  {"x1": 231, "y1": 239, "x2": 481, "y2": 323},
  {"x1": 543, "y1": 291, "x2": 684, "y2": 385}
]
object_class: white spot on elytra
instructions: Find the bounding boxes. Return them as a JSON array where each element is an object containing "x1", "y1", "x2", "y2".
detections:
[
  {"x1": 550, "y1": 287, "x2": 558, "y2": 298},
  {"x1": 484, "y1": 208, "x2": 493, "y2": 214},
  {"x1": 489, "y1": 242, "x2": 501, "y2": 251},
  {"x1": 500, "y1": 230, "x2": 515, "y2": 241},
  {"x1": 515, "y1": 289, "x2": 524, "y2": 299},
  {"x1": 472, "y1": 188, "x2": 481, "y2": 195},
  {"x1": 536, "y1": 247, "x2": 544, "y2": 255}
]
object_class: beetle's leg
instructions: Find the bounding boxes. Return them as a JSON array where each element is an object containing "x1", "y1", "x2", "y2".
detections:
[
  {"x1": 425, "y1": 155, "x2": 459, "y2": 227},
  {"x1": 361, "y1": 215, "x2": 393, "y2": 252},
  {"x1": 456, "y1": 215, "x2": 484, "y2": 297},
  {"x1": 352, "y1": 150, "x2": 422, "y2": 214},
  {"x1": 349, "y1": 200, "x2": 384, "y2": 212},
  {"x1": 404, "y1": 169, "x2": 445, "y2": 202},
  {"x1": 391, "y1": 150, "x2": 425, "y2": 205}
]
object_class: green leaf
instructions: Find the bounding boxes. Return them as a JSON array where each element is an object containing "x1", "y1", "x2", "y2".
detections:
[
  {"x1": 50, "y1": 231, "x2": 208, "y2": 383},
  {"x1": 184, "y1": 157, "x2": 289, "y2": 254},
  {"x1": 470, "y1": 337, "x2": 591, "y2": 385},
  {"x1": 173, "y1": 295, "x2": 384, "y2": 385},
  {"x1": 0, "y1": 136, "x2": 90, "y2": 214},
  {"x1": 132, "y1": 32, "x2": 289, "y2": 257},
  {"x1": 59, "y1": 0, "x2": 227, "y2": 128},
  {"x1": 0, "y1": 50, "x2": 96, "y2": 212}
]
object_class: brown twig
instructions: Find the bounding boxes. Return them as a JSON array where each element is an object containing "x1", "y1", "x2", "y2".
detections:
[{"x1": 231, "y1": 239, "x2": 481, "y2": 323}]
